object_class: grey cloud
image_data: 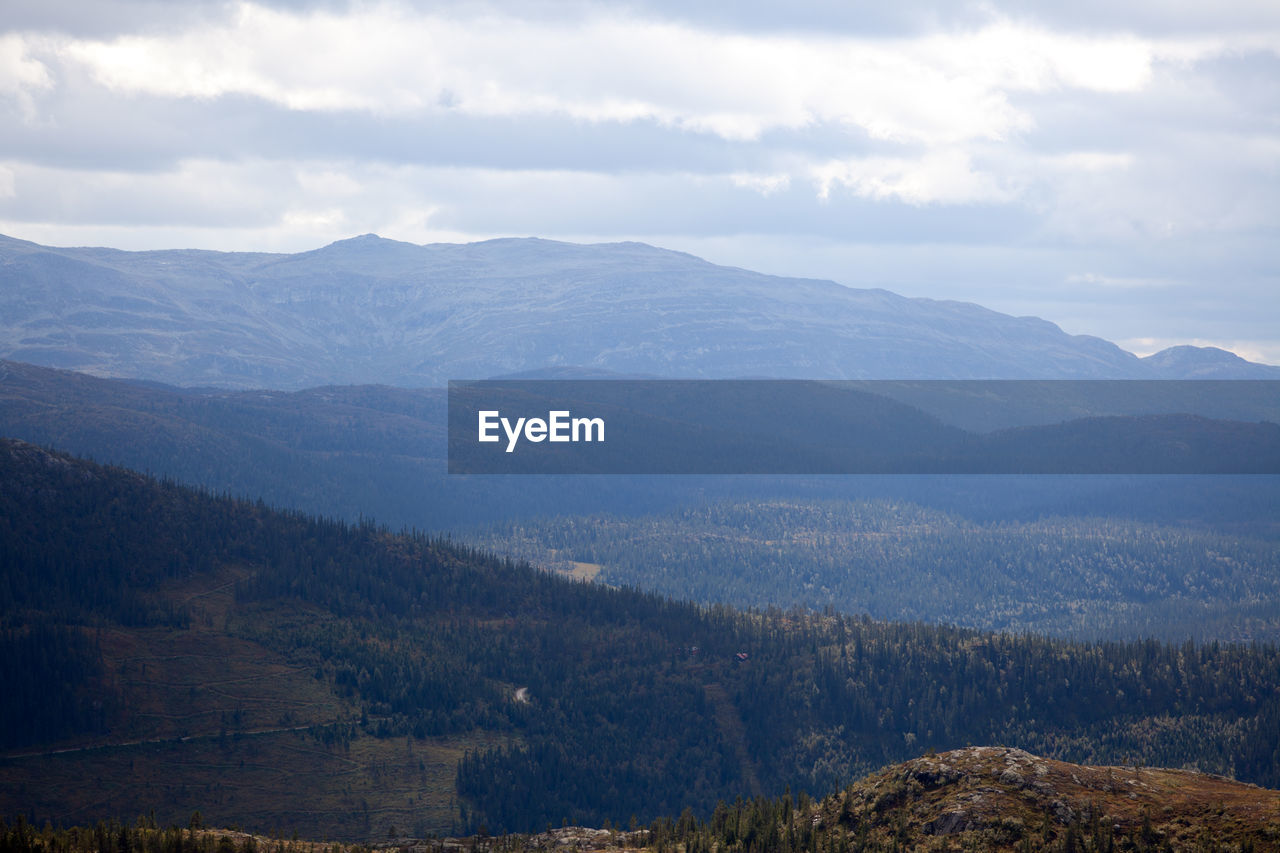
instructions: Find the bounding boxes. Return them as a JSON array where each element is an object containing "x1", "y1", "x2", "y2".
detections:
[
  {"x1": 4, "y1": 72, "x2": 889, "y2": 175},
  {"x1": 966, "y1": 0, "x2": 1280, "y2": 35},
  {"x1": 417, "y1": 167, "x2": 1036, "y2": 244},
  {"x1": 3, "y1": 0, "x2": 232, "y2": 37},
  {"x1": 380, "y1": 0, "x2": 1280, "y2": 37},
  {"x1": 18, "y1": 0, "x2": 1274, "y2": 44},
  {"x1": 628, "y1": 0, "x2": 1280, "y2": 35},
  {"x1": 1, "y1": 0, "x2": 1276, "y2": 365},
  {"x1": 0, "y1": 161, "x2": 287, "y2": 227}
]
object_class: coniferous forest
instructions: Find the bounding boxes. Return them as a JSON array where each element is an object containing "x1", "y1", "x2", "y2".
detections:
[
  {"x1": 471, "y1": 499, "x2": 1280, "y2": 643},
  {"x1": 4, "y1": 0, "x2": 1280, "y2": 841},
  {"x1": 3, "y1": 437, "x2": 1280, "y2": 840}
]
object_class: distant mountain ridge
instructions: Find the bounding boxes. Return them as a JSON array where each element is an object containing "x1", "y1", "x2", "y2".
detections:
[
  {"x1": 1141, "y1": 344, "x2": 1280, "y2": 378},
  {"x1": 3, "y1": 232, "x2": 1274, "y2": 389}
]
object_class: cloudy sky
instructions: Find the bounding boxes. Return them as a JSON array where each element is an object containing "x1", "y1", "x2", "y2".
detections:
[{"x1": 2, "y1": 0, "x2": 1278, "y2": 362}]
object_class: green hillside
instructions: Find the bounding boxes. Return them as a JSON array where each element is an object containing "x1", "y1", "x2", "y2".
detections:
[{"x1": 3, "y1": 438, "x2": 1280, "y2": 840}]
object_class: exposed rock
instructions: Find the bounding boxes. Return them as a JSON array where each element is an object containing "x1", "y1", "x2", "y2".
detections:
[{"x1": 830, "y1": 746, "x2": 1280, "y2": 850}]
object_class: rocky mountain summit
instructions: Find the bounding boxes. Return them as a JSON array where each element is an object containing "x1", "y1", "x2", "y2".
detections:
[{"x1": 822, "y1": 746, "x2": 1280, "y2": 851}]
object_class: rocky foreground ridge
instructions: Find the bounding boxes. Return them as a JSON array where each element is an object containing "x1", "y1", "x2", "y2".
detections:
[
  {"x1": 367, "y1": 746, "x2": 1280, "y2": 852},
  {"x1": 824, "y1": 746, "x2": 1280, "y2": 850},
  {"x1": 8, "y1": 748, "x2": 1277, "y2": 852}
]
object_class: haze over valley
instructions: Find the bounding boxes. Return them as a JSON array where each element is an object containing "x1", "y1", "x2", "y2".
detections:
[{"x1": 4, "y1": 0, "x2": 1280, "y2": 846}]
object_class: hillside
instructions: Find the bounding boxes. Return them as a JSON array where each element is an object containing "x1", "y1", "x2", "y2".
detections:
[
  {"x1": 0, "y1": 439, "x2": 733, "y2": 837},
  {"x1": 4, "y1": 439, "x2": 1280, "y2": 841},
  {"x1": 3, "y1": 360, "x2": 1279, "y2": 645},
  {"x1": 654, "y1": 746, "x2": 1280, "y2": 853},
  {"x1": 9, "y1": 748, "x2": 1278, "y2": 852},
  {"x1": 4, "y1": 358, "x2": 1277, "y2": 524},
  {"x1": 474, "y1": 498, "x2": 1280, "y2": 643},
  {"x1": 819, "y1": 746, "x2": 1280, "y2": 851},
  {"x1": 1143, "y1": 345, "x2": 1280, "y2": 379},
  {"x1": 4, "y1": 232, "x2": 1275, "y2": 388}
]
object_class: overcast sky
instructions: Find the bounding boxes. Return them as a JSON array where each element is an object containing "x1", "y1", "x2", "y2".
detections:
[{"x1": 2, "y1": 0, "x2": 1278, "y2": 362}]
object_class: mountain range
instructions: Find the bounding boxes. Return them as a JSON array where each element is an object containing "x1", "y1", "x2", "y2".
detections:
[
  {"x1": 6, "y1": 229, "x2": 1280, "y2": 846},
  {"x1": 4, "y1": 359, "x2": 1278, "y2": 534},
  {"x1": 3, "y1": 232, "x2": 1276, "y2": 389}
]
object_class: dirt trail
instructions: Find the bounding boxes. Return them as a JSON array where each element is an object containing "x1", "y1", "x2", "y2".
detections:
[
  {"x1": 703, "y1": 682, "x2": 763, "y2": 798},
  {"x1": 1, "y1": 721, "x2": 326, "y2": 760}
]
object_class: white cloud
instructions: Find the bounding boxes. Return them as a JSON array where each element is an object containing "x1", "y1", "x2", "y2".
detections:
[
  {"x1": 730, "y1": 172, "x2": 790, "y2": 196},
  {"x1": 28, "y1": 2, "x2": 1273, "y2": 148},
  {"x1": 280, "y1": 206, "x2": 346, "y2": 229},
  {"x1": 1066, "y1": 272, "x2": 1179, "y2": 289},
  {"x1": 810, "y1": 149, "x2": 1014, "y2": 205},
  {"x1": 1041, "y1": 152, "x2": 1134, "y2": 172},
  {"x1": 0, "y1": 33, "x2": 54, "y2": 120},
  {"x1": 0, "y1": 157, "x2": 568, "y2": 247},
  {"x1": 0, "y1": 1, "x2": 1277, "y2": 361}
]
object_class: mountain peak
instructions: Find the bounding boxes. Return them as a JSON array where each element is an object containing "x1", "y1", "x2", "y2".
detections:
[
  {"x1": 1143, "y1": 344, "x2": 1280, "y2": 378},
  {"x1": 3, "y1": 233, "x2": 1276, "y2": 387},
  {"x1": 316, "y1": 232, "x2": 408, "y2": 250}
]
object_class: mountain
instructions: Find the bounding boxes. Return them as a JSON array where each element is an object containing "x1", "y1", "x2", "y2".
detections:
[
  {"x1": 1143, "y1": 344, "x2": 1280, "y2": 379},
  {"x1": 5, "y1": 358, "x2": 1279, "y2": 526},
  {"x1": 4, "y1": 358, "x2": 1280, "y2": 642},
  {"x1": 5, "y1": 438, "x2": 1280, "y2": 839},
  {"x1": 0, "y1": 357, "x2": 701, "y2": 530},
  {"x1": 5, "y1": 232, "x2": 1273, "y2": 388}
]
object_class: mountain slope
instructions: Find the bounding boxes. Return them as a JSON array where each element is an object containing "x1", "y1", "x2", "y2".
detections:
[
  {"x1": 660, "y1": 746, "x2": 1280, "y2": 853},
  {"x1": 5, "y1": 438, "x2": 1280, "y2": 838},
  {"x1": 5, "y1": 358, "x2": 1280, "y2": 644},
  {"x1": 13, "y1": 747, "x2": 1280, "y2": 853},
  {"x1": 1143, "y1": 344, "x2": 1280, "y2": 379},
  {"x1": 5, "y1": 355, "x2": 1278, "y2": 525},
  {"x1": 7, "y1": 232, "x2": 1268, "y2": 388}
]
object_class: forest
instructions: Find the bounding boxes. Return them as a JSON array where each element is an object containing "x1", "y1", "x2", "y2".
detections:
[
  {"x1": 3, "y1": 437, "x2": 1280, "y2": 838},
  {"x1": 471, "y1": 498, "x2": 1280, "y2": 643},
  {"x1": 7, "y1": 754, "x2": 1280, "y2": 853},
  {"x1": 5, "y1": 360, "x2": 1280, "y2": 533}
]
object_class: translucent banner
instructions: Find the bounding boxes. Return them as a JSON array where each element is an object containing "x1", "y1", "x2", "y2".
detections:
[{"x1": 448, "y1": 380, "x2": 1280, "y2": 474}]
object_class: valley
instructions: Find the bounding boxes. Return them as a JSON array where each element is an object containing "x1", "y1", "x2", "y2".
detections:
[
  {"x1": 4, "y1": 438, "x2": 1280, "y2": 843},
  {"x1": 2, "y1": 234, "x2": 1279, "y2": 850}
]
